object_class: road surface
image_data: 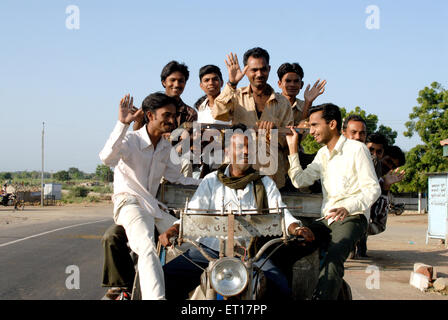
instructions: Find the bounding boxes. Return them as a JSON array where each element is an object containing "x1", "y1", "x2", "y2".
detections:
[
  {"x1": 1, "y1": 205, "x2": 447, "y2": 300},
  {"x1": 0, "y1": 204, "x2": 113, "y2": 299}
]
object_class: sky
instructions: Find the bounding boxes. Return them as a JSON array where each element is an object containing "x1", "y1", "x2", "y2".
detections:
[{"x1": 0, "y1": 0, "x2": 447, "y2": 173}]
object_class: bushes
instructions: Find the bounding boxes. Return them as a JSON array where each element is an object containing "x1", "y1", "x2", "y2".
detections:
[
  {"x1": 69, "y1": 186, "x2": 90, "y2": 198},
  {"x1": 60, "y1": 184, "x2": 110, "y2": 204}
]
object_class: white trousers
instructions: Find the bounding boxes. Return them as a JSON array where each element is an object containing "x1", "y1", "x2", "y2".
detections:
[{"x1": 113, "y1": 195, "x2": 176, "y2": 300}]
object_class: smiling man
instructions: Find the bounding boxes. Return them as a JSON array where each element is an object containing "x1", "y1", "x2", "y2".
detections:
[
  {"x1": 342, "y1": 114, "x2": 367, "y2": 143},
  {"x1": 211, "y1": 47, "x2": 294, "y2": 189},
  {"x1": 195, "y1": 64, "x2": 230, "y2": 125},
  {"x1": 99, "y1": 92, "x2": 200, "y2": 299},
  {"x1": 285, "y1": 103, "x2": 380, "y2": 300},
  {"x1": 161, "y1": 60, "x2": 198, "y2": 127},
  {"x1": 159, "y1": 124, "x2": 315, "y2": 300},
  {"x1": 277, "y1": 62, "x2": 326, "y2": 126}
]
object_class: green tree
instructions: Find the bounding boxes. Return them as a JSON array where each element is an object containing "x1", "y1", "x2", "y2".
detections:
[
  {"x1": 68, "y1": 167, "x2": 84, "y2": 180},
  {"x1": 301, "y1": 106, "x2": 397, "y2": 153},
  {"x1": 394, "y1": 82, "x2": 448, "y2": 192},
  {"x1": 0, "y1": 172, "x2": 12, "y2": 180},
  {"x1": 53, "y1": 170, "x2": 71, "y2": 181},
  {"x1": 96, "y1": 164, "x2": 114, "y2": 182}
]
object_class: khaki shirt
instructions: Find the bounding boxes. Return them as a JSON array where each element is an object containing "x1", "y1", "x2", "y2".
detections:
[
  {"x1": 213, "y1": 83, "x2": 294, "y2": 188},
  {"x1": 291, "y1": 98, "x2": 305, "y2": 126}
]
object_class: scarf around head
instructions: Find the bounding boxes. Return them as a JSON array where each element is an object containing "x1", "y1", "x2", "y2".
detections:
[{"x1": 216, "y1": 164, "x2": 268, "y2": 212}]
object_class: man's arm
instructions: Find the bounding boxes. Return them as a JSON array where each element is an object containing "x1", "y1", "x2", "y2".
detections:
[
  {"x1": 99, "y1": 94, "x2": 138, "y2": 167},
  {"x1": 341, "y1": 144, "x2": 381, "y2": 215},
  {"x1": 159, "y1": 176, "x2": 214, "y2": 247},
  {"x1": 212, "y1": 53, "x2": 248, "y2": 122},
  {"x1": 285, "y1": 127, "x2": 321, "y2": 188},
  {"x1": 263, "y1": 177, "x2": 315, "y2": 242},
  {"x1": 302, "y1": 79, "x2": 326, "y2": 119},
  {"x1": 163, "y1": 148, "x2": 201, "y2": 185}
]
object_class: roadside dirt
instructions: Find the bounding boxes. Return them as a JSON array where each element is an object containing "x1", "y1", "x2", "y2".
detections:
[
  {"x1": 0, "y1": 202, "x2": 113, "y2": 227},
  {"x1": 345, "y1": 211, "x2": 448, "y2": 300}
]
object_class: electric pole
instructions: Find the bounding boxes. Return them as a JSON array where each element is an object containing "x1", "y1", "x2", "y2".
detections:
[{"x1": 41, "y1": 122, "x2": 45, "y2": 207}]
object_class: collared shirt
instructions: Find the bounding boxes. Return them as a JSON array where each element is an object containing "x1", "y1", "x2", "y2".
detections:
[
  {"x1": 212, "y1": 83, "x2": 294, "y2": 188},
  {"x1": 291, "y1": 98, "x2": 305, "y2": 125},
  {"x1": 99, "y1": 121, "x2": 200, "y2": 218},
  {"x1": 197, "y1": 98, "x2": 231, "y2": 125},
  {"x1": 288, "y1": 135, "x2": 380, "y2": 224},
  {"x1": 213, "y1": 83, "x2": 293, "y2": 127},
  {"x1": 176, "y1": 165, "x2": 301, "y2": 251},
  {"x1": 176, "y1": 98, "x2": 197, "y2": 127}
]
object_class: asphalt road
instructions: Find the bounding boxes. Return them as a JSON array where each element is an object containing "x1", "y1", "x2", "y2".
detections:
[
  {"x1": 0, "y1": 205, "x2": 113, "y2": 300},
  {"x1": 1, "y1": 205, "x2": 447, "y2": 301}
]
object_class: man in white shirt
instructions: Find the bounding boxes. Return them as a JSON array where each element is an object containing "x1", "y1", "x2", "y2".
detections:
[
  {"x1": 195, "y1": 64, "x2": 231, "y2": 125},
  {"x1": 286, "y1": 103, "x2": 381, "y2": 300},
  {"x1": 99, "y1": 92, "x2": 200, "y2": 300},
  {"x1": 159, "y1": 124, "x2": 315, "y2": 300}
]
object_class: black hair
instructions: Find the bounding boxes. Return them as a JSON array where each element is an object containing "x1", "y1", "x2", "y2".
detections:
[
  {"x1": 385, "y1": 145, "x2": 406, "y2": 166},
  {"x1": 141, "y1": 92, "x2": 177, "y2": 114},
  {"x1": 230, "y1": 123, "x2": 248, "y2": 132},
  {"x1": 199, "y1": 65, "x2": 223, "y2": 82},
  {"x1": 160, "y1": 60, "x2": 189, "y2": 83},
  {"x1": 309, "y1": 103, "x2": 342, "y2": 132},
  {"x1": 277, "y1": 62, "x2": 304, "y2": 81},
  {"x1": 366, "y1": 132, "x2": 388, "y2": 148},
  {"x1": 342, "y1": 114, "x2": 367, "y2": 131},
  {"x1": 243, "y1": 47, "x2": 270, "y2": 66}
]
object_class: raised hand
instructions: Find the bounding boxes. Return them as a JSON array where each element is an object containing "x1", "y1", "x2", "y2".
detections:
[
  {"x1": 285, "y1": 126, "x2": 300, "y2": 155},
  {"x1": 224, "y1": 52, "x2": 248, "y2": 85},
  {"x1": 132, "y1": 108, "x2": 145, "y2": 131},
  {"x1": 118, "y1": 94, "x2": 138, "y2": 125},
  {"x1": 383, "y1": 168, "x2": 406, "y2": 190},
  {"x1": 304, "y1": 79, "x2": 327, "y2": 103}
]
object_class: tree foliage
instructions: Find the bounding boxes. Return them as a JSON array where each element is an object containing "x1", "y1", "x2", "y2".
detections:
[
  {"x1": 394, "y1": 82, "x2": 448, "y2": 192},
  {"x1": 68, "y1": 167, "x2": 85, "y2": 180},
  {"x1": 96, "y1": 164, "x2": 114, "y2": 182},
  {"x1": 53, "y1": 170, "x2": 71, "y2": 181}
]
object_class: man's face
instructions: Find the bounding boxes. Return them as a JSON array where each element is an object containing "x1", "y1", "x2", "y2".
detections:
[
  {"x1": 245, "y1": 56, "x2": 270, "y2": 89},
  {"x1": 278, "y1": 72, "x2": 303, "y2": 98},
  {"x1": 343, "y1": 120, "x2": 367, "y2": 143},
  {"x1": 309, "y1": 111, "x2": 334, "y2": 145},
  {"x1": 381, "y1": 155, "x2": 400, "y2": 175},
  {"x1": 228, "y1": 133, "x2": 250, "y2": 172},
  {"x1": 147, "y1": 104, "x2": 177, "y2": 134},
  {"x1": 162, "y1": 71, "x2": 186, "y2": 98},
  {"x1": 199, "y1": 73, "x2": 222, "y2": 98},
  {"x1": 366, "y1": 142, "x2": 385, "y2": 160}
]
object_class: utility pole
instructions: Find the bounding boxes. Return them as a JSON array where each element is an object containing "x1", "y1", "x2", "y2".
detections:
[{"x1": 41, "y1": 122, "x2": 45, "y2": 207}]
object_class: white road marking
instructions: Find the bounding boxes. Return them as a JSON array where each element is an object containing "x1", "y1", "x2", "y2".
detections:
[{"x1": 0, "y1": 219, "x2": 111, "y2": 248}]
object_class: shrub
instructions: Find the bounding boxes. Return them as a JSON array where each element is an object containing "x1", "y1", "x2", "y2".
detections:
[{"x1": 69, "y1": 186, "x2": 90, "y2": 198}]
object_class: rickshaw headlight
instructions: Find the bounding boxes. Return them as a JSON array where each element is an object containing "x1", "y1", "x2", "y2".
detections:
[{"x1": 210, "y1": 257, "x2": 248, "y2": 297}]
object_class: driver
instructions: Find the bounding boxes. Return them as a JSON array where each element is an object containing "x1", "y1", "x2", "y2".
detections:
[{"x1": 159, "y1": 124, "x2": 316, "y2": 300}]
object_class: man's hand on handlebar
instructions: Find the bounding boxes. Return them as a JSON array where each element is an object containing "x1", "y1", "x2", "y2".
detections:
[
  {"x1": 159, "y1": 224, "x2": 180, "y2": 247},
  {"x1": 288, "y1": 223, "x2": 315, "y2": 243}
]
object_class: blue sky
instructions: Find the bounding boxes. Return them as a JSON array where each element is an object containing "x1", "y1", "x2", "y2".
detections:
[{"x1": 0, "y1": 0, "x2": 447, "y2": 173}]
